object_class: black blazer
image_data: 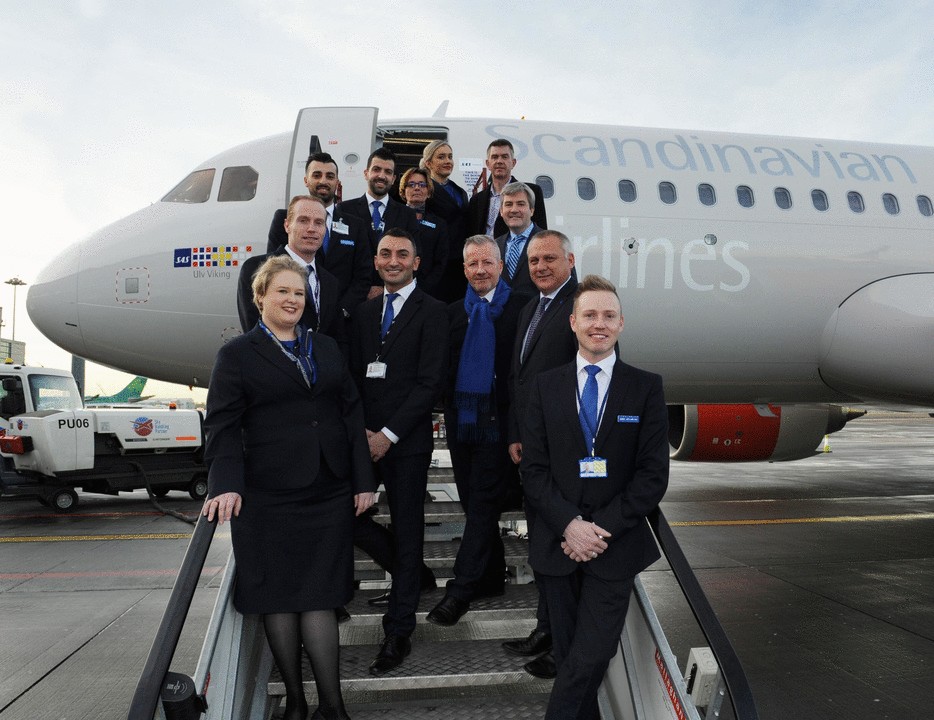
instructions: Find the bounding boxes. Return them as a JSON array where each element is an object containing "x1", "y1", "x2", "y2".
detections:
[
  {"x1": 266, "y1": 206, "x2": 371, "y2": 316},
  {"x1": 204, "y1": 328, "x2": 375, "y2": 498},
  {"x1": 444, "y1": 290, "x2": 532, "y2": 437},
  {"x1": 338, "y1": 196, "x2": 422, "y2": 286},
  {"x1": 466, "y1": 178, "x2": 548, "y2": 238},
  {"x1": 520, "y1": 360, "x2": 669, "y2": 580},
  {"x1": 495, "y1": 224, "x2": 542, "y2": 298},
  {"x1": 507, "y1": 277, "x2": 579, "y2": 444},
  {"x1": 427, "y1": 178, "x2": 469, "y2": 246},
  {"x1": 350, "y1": 286, "x2": 448, "y2": 457},
  {"x1": 413, "y1": 211, "x2": 450, "y2": 299},
  {"x1": 236, "y1": 248, "x2": 347, "y2": 354}
]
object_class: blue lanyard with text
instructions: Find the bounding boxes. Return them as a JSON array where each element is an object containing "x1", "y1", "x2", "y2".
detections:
[
  {"x1": 258, "y1": 321, "x2": 316, "y2": 387},
  {"x1": 576, "y1": 381, "x2": 610, "y2": 457}
]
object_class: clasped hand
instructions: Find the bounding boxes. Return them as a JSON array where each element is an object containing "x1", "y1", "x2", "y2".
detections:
[{"x1": 561, "y1": 518, "x2": 611, "y2": 562}]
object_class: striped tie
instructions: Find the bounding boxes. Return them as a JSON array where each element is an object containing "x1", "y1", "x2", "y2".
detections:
[
  {"x1": 505, "y1": 234, "x2": 525, "y2": 279},
  {"x1": 521, "y1": 296, "x2": 551, "y2": 362}
]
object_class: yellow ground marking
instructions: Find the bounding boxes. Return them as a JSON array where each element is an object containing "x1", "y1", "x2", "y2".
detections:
[
  {"x1": 670, "y1": 512, "x2": 934, "y2": 527},
  {"x1": 0, "y1": 531, "x2": 232, "y2": 543}
]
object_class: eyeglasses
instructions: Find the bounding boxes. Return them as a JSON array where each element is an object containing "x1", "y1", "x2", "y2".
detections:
[{"x1": 405, "y1": 181, "x2": 428, "y2": 188}]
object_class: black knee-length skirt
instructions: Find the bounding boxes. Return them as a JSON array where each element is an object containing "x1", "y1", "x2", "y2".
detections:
[{"x1": 229, "y1": 468, "x2": 354, "y2": 614}]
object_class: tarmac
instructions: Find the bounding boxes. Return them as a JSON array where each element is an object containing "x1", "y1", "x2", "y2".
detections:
[{"x1": 0, "y1": 411, "x2": 931, "y2": 720}]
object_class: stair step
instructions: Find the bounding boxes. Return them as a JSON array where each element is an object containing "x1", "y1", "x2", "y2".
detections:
[
  {"x1": 367, "y1": 500, "x2": 526, "y2": 525},
  {"x1": 269, "y1": 638, "x2": 552, "y2": 702},
  {"x1": 340, "y1": 695, "x2": 549, "y2": 719},
  {"x1": 354, "y1": 536, "x2": 529, "y2": 574}
]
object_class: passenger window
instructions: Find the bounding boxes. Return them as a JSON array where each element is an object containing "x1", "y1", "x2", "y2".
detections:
[
  {"x1": 535, "y1": 175, "x2": 555, "y2": 199},
  {"x1": 774, "y1": 187, "x2": 792, "y2": 210},
  {"x1": 847, "y1": 191, "x2": 865, "y2": 213},
  {"x1": 811, "y1": 189, "x2": 829, "y2": 212},
  {"x1": 882, "y1": 193, "x2": 899, "y2": 215},
  {"x1": 618, "y1": 179, "x2": 637, "y2": 203},
  {"x1": 736, "y1": 185, "x2": 754, "y2": 208},
  {"x1": 162, "y1": 169, "x2": 215, "y2": 203},
  {"x1": 218, "y1": 166, "x2": 259, "y2": 202},
  {"x1": 577, "y1": 178, "x2": 596, "y2": 201},
  {"x1": 658, "y1": 181, "x2": 677, "y2": 205},
  {"x1": 698, "y1": 183, "x2": 716, "y2": 206},
  {"x1": 918, "y1": 195, "x2": 934, "y2": 217}
]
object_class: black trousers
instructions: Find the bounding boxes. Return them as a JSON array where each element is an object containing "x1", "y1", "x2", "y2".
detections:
[
  {"x1": 539, "y1": 569, "x2": 635, "y2": 720},
  {"x1": 444, "y1": 414, "x2": 507, "y2": 600}
]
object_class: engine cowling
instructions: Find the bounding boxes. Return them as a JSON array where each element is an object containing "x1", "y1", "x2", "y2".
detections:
[{"x1": 668, "y1": 404, "x2": 864, "y2": 462}]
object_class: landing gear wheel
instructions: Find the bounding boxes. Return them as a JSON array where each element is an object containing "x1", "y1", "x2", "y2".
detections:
[
  {"x1": 49, "y1": 488, "x2": 79, "y2": 513},
  {"x1": 189, "y1": 475, "x2": 208, "y2": 501}
]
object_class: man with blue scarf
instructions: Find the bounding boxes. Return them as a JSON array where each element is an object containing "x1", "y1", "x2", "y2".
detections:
[{"x1": 427, "y1": 235, "x2": 533, "y2": 627}]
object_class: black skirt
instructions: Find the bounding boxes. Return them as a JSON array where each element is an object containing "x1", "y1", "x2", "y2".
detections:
[{"x1": 230, "y1": 466, "x2": 354, "y2": 614}]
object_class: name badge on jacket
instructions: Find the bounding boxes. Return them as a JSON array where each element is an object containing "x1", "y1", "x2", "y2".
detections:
[
  {"x1": 332, "y1": 220, "x2": 350, "y2": 235},
  {"x1": 618, "y1": 415, "x2": 640, "y2": 423}
]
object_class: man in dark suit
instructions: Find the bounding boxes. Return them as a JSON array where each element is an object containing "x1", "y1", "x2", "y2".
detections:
[
  {"x1": 501, "y1": 230, "x2": 580, "y2": 679},
  {"x1": 426, "y1": 235, "x2": 532, "y2": 627},
  {"x1": 266, "y1": 153, "x2": 372, "y2": 318},
  {"x1": 521, "y1": 274, "x2": 669, "y2": 720},
  {"x1": 349, "y1": 229, "x2": 448, "y2": 675},
  {"x1": 466, "y1": 138, "x2": 548, "y2": 238},
  {"x1": 339, "y1": 148, "x2": 422, "y2": 299},
  {"x1": 494, "y1": 182, "x2": 544, "y2": 298},
  {"x1": 238, "y1": 196, "x2": 346, "y2": 352}
]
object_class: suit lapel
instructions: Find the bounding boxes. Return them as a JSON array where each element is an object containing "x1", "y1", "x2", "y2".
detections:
[
  {"x1": 251, "y1": 330, "x2": 309, "y2": 393},
  {"x1": 557, "y1": 364, "x2": 589, "y2": 456},
  {"x1": 380, "y1": 289, "x2": 421, "y2": 355},
  {"x1": 522, "y1": 282, "x2": 573, "y2": 360},
  {"x1": 594, "y1": 361, "x2": 631, "y2": 453}
]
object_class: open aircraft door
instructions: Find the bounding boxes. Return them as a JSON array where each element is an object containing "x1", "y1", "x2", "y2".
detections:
[{"x1": 286, "y1": 106, "x2": 378, "y2": 202}]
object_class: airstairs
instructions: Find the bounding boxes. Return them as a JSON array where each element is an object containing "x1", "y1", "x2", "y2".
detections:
[{"x1": 128, "y1": 435, "x2": 758, "y2": 720}]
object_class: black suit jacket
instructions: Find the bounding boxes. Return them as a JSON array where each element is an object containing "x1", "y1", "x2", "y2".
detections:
[
  {"x1": 339, "y1": 196, "x2": 422, "y2": 286},
  {"x1": 495, "y1": 224, "x2": 542, "y2": 298},
  {"x1": 413, "y1": 211, "x2": 449, "y2": 299},
  {"x1": 205, "y1": 328, "x2": 375, "y2": 498},
  {"x1": 236, "y1": 248, "x2": 346, "y2": 353},
  {"x1": 444, "y1": 290, "x2": 532, "y2": 437},
  {"x1": 520, "y1": 359, "x2": 668, "y2": 580},
  {"x1": 266, "y1": 206, "x2": 371, "y2": 316},
  {"x1": 508, "y1": 277, "x2": 579, "y2": 444},
  {"x1": 428, "y1": 179, "x2": 471, "y2": 303},
  {"x1": 466, "y1": 178, "x2": 548, "y2": 238},
  {"x1": 350, "y1": 286, "x2": 448, "y2": 457}
]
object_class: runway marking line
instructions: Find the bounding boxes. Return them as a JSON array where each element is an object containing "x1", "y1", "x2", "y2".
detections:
[
  {"x1": 0, "y1": 531, "x2": 231, "y2": 543},
  {"x1": 670, "y1": 511, "x2": 934, "y2": 527}
]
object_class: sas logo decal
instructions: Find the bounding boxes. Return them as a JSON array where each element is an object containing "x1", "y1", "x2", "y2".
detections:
[
  {"x1": 16, "y1": 419, "x2": 25, "y2": 431},
  {"x1": 174, "y1": 246, "x2": 252, "y2": 268}
]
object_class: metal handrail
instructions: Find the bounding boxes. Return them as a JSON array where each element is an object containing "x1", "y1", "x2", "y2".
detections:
[
  {"x1": 127, "y1": 514, "x2": 217, "y2": 720},
  {"x1": 648, "y1": 507, "x2": 760, "y2": 720}
]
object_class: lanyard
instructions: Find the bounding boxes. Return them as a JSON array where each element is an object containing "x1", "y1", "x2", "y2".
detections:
[
  {"x1": 576, "y1": 379, "x2": 610, "y2": 457},
  {"x1": 258, "y1": 321, "x2": 315, "y2": 387}
]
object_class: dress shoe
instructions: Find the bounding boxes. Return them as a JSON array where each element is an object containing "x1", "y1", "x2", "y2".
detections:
[
  {"x1": 369, "y1": 634, "x2": 411, "y2": 676},
  {"x1": 335, "y1": 606, "x2": 351, "y2": 624},
  {"x1": 426, "y1": 594, "x2": 470, "y2": 626},
  {"x1": 501, "y1": 628, "x2": 552, "y2": 657},
  {"x1": 367, "y1": 574, "x2": 438, "y2": 606},
  {"x1": 524, "y1": 651, "x2": 557, "y2": 679}
]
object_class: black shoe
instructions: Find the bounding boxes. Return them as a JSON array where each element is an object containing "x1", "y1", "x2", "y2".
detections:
[
  {"x1": 369, "y1": 634, "x2": 411, "y2": 675},
  {"x1": 524, "y1": 651, "x2": 557, "y2": 679},
  {"x1": 335, "y1": 606, "x2": 351, "y2": 624},
  {"x1": 426, "y1": 594, "x2": 470, "y2": 626},
  {"x1": 502, "y1": 629, "x2": 552, "y2": 657},
  {"x1": 368, "y1": 573, "x2": 437, "y2": 606}
]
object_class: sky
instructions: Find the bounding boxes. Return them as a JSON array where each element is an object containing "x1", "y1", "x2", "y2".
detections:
[{"x1": 2, "y1": 0, "x2": 933, "y2": 399}]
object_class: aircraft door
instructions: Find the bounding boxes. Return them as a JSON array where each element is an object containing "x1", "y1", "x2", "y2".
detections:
[{"x1": 287, "y1": 107, "x2": 378, "y2": 203}]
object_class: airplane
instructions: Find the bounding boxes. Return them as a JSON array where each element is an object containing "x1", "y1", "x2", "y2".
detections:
[
  {"x1": 26, "y1": 106, "x2": 934, "y2": 463},
  {"x1": 83, "y1": 375, "x2": 150, "y2": 405}
]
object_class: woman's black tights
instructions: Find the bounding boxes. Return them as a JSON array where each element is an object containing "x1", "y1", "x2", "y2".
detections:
[{"x1": 263, "y1": 610, "x2": 347, "y2": 720}]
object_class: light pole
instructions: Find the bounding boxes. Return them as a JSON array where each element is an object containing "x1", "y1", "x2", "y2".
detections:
[{"x1": 5, "y1": 278, "x2": 26, "y2": 341}]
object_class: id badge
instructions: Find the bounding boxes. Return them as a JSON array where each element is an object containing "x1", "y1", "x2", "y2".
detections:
[
  {"x1": 332, "y1": 220, "x2": 350, "y2": 235},
  {"x1": 366, "y1": 361, "x2": 388, "y2": 379},
  {"x1": 579, "y1": 456, "x2": 608, "y2": 478}
]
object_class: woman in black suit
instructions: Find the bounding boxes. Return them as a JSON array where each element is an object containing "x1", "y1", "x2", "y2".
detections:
[
  {"x1": 422, "y1": 140, "x2": 470, "y2": 302},
  {"x1": 203, "y1": 255, "x2": 375, "y2": 720},
  {"x1": 400, "y1": 166, "x2": 449, "y2": 299}
]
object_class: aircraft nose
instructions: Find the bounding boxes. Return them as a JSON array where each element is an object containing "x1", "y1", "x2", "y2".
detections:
[{"x1": 26, "y1": 242, "x2": 88, "y2": 357}]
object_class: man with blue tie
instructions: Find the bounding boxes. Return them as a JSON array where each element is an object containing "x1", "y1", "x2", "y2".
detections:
[
  {"x1": 494, "y1": 182, "x2": 541, "y2": 298},
  {"x1": 520, "y1": 274, "x2": 669, "y2": 720},
  {"x1": 349, "y1": 229, "x2": 448, "y2": 675},
  {"x1": 339, "y1": 148, "x2": 422, "y2": 301}
]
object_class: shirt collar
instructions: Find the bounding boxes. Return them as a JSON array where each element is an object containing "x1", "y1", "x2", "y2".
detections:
[
  {"x1": 510, "y1": 224, "x2": 534, "y2": 241},
  {"x1": 365, "y1": 192, "x2": 387, "y2": 207},
  {"x1": 385, "y1": 278, "x2": 417, "y2": 301},
  {"x1": 285, "y1": 245, "x2": 315, "y2": 271},
  {"x1": 576, "y1": 352, "x2": 616, "y2": 378},
  {"x1": 540, "y1": 275, "x2": 572, "y2": 301}
]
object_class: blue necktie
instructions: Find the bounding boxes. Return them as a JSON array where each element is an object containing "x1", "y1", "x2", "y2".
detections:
[
  {"x1": 322, "y1": 223, "x2": 330, "y2": 255},
  {"x1": 371, "y1": 200, "x2": 383, "y2": 231},
  {"x1": 381, "y1": 292, "x2": 399, "y2": 339},
  {"x1": 505, "y1": 234, "x2": 525, "y2": 279},
  {"x1": 579, "y1": 365, "x2": 601, "y2": 454}
]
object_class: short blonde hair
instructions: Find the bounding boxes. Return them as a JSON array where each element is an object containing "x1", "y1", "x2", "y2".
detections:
[
  {"x1": 251, "y1": 255, "x2": 306, "y2": 312},
  {"x1": 420, "y1": 140, "x2": 452, "y2": 171},
  {"x1": 400, "y1": 167, "x2": 433, "y2": 199}
]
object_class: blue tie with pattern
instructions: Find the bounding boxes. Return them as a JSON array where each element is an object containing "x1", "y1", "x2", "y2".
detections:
[
  {"x1": 371, "y1": 200, "x2": 383, "y2": 231},
  {"x1": 381, "y1": 292, "x2": 399, "y2": 339},
  {"x1": 579, "y1": 365, "x2": 601, "y2": 454},
  {"x1": 505, "y1": 234, "x2": 525, "y2": 279}
]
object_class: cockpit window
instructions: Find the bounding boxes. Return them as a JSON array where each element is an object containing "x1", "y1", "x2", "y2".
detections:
[
  {"x1": 218, "y1": 166, "x2": 259, "y2": 202},
  {"x1": 162, "y1": 169, "x2": 215, "y2": 203}
]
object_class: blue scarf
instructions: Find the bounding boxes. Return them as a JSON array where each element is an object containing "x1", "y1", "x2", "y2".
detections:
[{"x1": 454, "y1": 278, "x2": 511, "y2": 442}]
